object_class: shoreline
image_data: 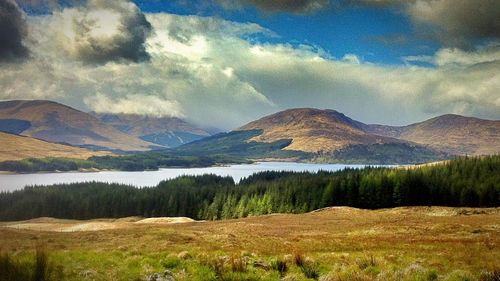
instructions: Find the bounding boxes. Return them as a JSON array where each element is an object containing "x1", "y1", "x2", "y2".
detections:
[{"x1": 0, "y1": 159, "x2": 417, "y2": 175}]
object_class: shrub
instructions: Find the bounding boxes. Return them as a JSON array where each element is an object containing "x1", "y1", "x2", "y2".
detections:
[
  {"x1": 271, "y1": 258, "x2": 288, "y2": 277},
  {"x1": 0, "y1": 247, "x2": 60, "y2": 281},
  {"x1": 356, "y1": 255, "x2": 377, "y2": 270},
  {"x1": 207, "y1": 256, "x2": 226, "y2": 278},
  {"x1": 479, "y1": 269, "x2": 500, "y2": 281},
  {"x1": 161, "y1": 256, "x2": 181, "y2": 269},
  {"x1": 445, "y1": 270, "x2": 474, "y2": 281},
  {"x1": 230, "y1": 255, "x2": 247, "y2": 273},
  {"x1": 0, "y1": 251, "x2": 31, "y2": 281},
  {"x1": 294, "y1": 252, "x2": 305, "y2": 267},
  {"x1": 300, "y1": 261, "x2": 320, "y2": 280}
]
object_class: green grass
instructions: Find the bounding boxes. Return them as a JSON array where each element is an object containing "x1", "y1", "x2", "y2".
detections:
[
  {"x1": 1, "y1": 205, "x2": 498, "y2": 280},
  {"x1": 31, "y1": 250, "x2": 497, "y2": 281}
]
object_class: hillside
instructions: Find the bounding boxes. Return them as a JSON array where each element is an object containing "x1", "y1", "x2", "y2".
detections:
[
  {"x1": 0, "y1": 132, "x2": 110, "y2": 161},
  {"x1": 363, "y1": 114, "x2": 500, "y2": 155},
  {"x1": 175, "y1": 129, "x2": 307, "y2": 160},
  {"x1": 239, "y1": 108, "x2": 398, "y2": 153},
  {"x1": 93, "y1": 113, "x2": 210, "y2": 148},
  {"x1": 0, "y1": 100, "x2": 156, "y2": 151},
  {"x1": 175, "y1": 108, "x2": 446, "y2": 164}
]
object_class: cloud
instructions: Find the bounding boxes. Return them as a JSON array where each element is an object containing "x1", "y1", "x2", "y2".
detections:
[
  {"x1": 40, "y1": 0, "x2": 152, "y2": 64},
  {"x1": 0, "y1": 0, "x2": 29, "y2": 61},
  {"x1": 404, "y1": 44, "x2": 500, "y2": 66},
  {"x1": 85, "y1": 93, "x2": 185, "y2": 117},
  {"x1": 349, "y1": 0, "x2": 500, "y2": 48},
  {"x1": 219, "y1": 0, "x2": 498, "y2": 47},
  {"x1": 0, "y1": 12, "x2": 498, "y2": 130},
  {"x1": 407, "y1": 0, "x2": 500, "y2": 48},
  {"x1": 217, "y1": 0, "x2": 329, "y2": 14}
]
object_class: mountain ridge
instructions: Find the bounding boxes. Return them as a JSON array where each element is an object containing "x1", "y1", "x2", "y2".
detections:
[
  {"x1": 0, "y1": 131, "x2": 111, "y2": 161},
  {"x1": 239, "y1": 108, "x2": 405, "y2": 153},
  {"x1": 362, "y1": 114, "x2": 500, "y2": 155},
  {"x1": 92, "y1": 112, "x2": 210, "y2": 148},
  {"x1": 0, "y1": 100, "x2": 156, "y2": 151}
]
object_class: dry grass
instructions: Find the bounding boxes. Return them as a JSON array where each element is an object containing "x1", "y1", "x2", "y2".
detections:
[
  {"x1": 0, "y1": 132, "x2": 111, "y2": 161},
  {"x1": 0, "y1": 206, "x2": 498, "y2": 280}
]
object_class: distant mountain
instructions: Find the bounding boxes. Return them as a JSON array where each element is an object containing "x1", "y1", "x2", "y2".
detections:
[
  {"x1": 0, "y1": 100, "x2": 156, "y2": 151},
  {"x1": 177, "y1": 108, "x2": 447, "y2": 164},
  {"x1": 175, "y1": 129, "x2": 307, "y2": 160},
  {"x1": 239, "y1": 108, "x2": 402, "y2": 153},
  {"x1": 93, "y1": 113, "x2": 210, "y2": 148},
  {"x1": 363, "y1": 114, "x2": 500, "y2": 155},
  {"x1": 0, "y1": 132, "x2": 111, "y2": 161}
]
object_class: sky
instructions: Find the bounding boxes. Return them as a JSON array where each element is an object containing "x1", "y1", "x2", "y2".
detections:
[{"x1": 0, "y1": 0, "x2": 499, "y2": 130}]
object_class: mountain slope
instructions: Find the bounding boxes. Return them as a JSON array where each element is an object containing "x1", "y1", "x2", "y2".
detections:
[
  {"x1": 239, "y1": 108, "x2": 402, "y2": 153},
  {"x1": 0, "y1": 100, "x2": 156, "y2": 151},
  {"x1": 175, "y1": 129, "x2": 307, "y2": 160},
  {"x1": 0, "y1": 132, "x2": 111, "y2": 161},
  {"x1": 176, "y1": 108, "x2": 445, "y2": 164},
  {"x1": 93, "y1": 113, "x2": 210, "y2": 148},
  {"x1": 363, "y1": 114, "x2": 500, "y2": 155}
]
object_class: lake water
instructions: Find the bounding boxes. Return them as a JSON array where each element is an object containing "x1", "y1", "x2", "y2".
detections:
[{"x1": 0, "y1": 162, "x2": 379, "y2": 192}]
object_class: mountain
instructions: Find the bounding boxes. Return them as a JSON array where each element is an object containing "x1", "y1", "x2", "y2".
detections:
[
  {"x1": 93, "y1": 113, "x2": 210, "y2": 148},
  {"x1": 0, "y1": 132, "x2": 111, "y2": 161},
  {"x1": 177, "y1": 108, "x2": 446, "y2": 164},
  {"x1": 0, "y1": 100, "x2": 156, "y2": 151},
  {"x1": 363, "y1": 114, "x2": 500, "y2": 155},
  {"x1": 239, "y1": 108, "x2": 402, "y2": 153},
  {"x1": 175, "y1": 129, "x2": 307, "y2": 160}
]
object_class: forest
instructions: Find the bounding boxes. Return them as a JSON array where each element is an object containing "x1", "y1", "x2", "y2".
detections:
[
  {"x1": 0, "y1": 153, "x2": 245, "y2": 173},
  {"x1": 0, "y1": 156, "x2": 498, "y2": 221}
]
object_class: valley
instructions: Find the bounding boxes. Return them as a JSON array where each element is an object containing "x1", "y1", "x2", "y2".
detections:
[{"x1": 1, "y1": 2, "x2": 498, "y2": 281}]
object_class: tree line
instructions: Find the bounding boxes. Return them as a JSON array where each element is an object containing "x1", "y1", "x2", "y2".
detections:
[
  {"x1": 0, "y1": 156, "x2": 498, "y2": 221},
  {"x1": 0, "y1": 153, "x2": 244, "y2": 173}
]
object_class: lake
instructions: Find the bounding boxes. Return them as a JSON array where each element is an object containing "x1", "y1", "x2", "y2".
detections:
[{"x1": 0, "y1": 162, "x2": 381, "y2": 192}]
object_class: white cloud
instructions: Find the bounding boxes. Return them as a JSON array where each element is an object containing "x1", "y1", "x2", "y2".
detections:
[
  {"x1": 35, "y1": 0, "x2": 152, "y2": 64},
  {"x1": 85, "y1": 93, "x2": 184, "y2": 117},
  {"x1": 0, "y1": 10, "x2": 498, "y2": 130}
]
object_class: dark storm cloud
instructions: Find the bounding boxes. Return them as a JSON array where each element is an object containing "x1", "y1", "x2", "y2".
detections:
[
  {"x1": 14, "y1": 0, "x2": 86, "y2": 12},
  {"x1": 217, "y1": 0, "x2": 330, "y2": 14},
  {"x1": 0, "y1": 0, "x2": 28, "y2": 61},
  {"x1": 70, "y1": 0, "x2": 152, "y2": 64},
  {"x1": 407, "y1": 0, "x2": 500, "y2": 48},
  {"x1": 346, "y1": 0, "x2": 500, "y2": 48}
]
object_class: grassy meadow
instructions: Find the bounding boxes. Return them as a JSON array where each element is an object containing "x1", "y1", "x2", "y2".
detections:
[{"x1": 1, "y1": 207, "x2": 498, "y2": 281}]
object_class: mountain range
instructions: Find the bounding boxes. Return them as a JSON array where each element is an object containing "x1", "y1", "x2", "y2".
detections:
[
  {"x1": 362, "y1": 114, "x2": 500, "y2": 155},
  {"x1": 92, "y1": 113, "x2": 210, "y2": 148},
  {"x1": 178, "y1": 108, "x2": 499, "y2": 163},
  {"x1": 0, "y1": 100, "x2": 498, "y2": 164},
  {"x1": 0, "y1": 100, "x2": 154, "y2": 152},
  {"x1": 0, "y1": 100, "x2": 210, "y2": 155},
  {"x1": 238, "y1": 108, "x2": 500, "y2": 156}
]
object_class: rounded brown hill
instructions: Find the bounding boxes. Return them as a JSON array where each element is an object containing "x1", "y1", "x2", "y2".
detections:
[
  {"x1": 0, "y1": 132, "x2": 111, "y2": 161},
  {"x1": 0, "y1": 100, "x2": 154, "y2": 151},
  {"x1": 238, "y1": 108, "x2": 400, "y2": 153},
  {"x1": 365, "y1": 114, "x2": 500, "y2": 155}
]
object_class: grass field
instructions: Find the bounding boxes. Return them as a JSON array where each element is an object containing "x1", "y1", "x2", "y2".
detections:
[{"x1": 0, "y1": 207, "x2": 498, "y2": 281}]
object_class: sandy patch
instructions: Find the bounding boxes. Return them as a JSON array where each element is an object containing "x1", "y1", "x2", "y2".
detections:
[
  {"x1": 4, "y1": 221, "x2": 120, "y2": 232},
  {"x1": 135, "y1": 217, "x2": 195, "y2": 224},
  {"x1": 61, "y1": 222, "x2": 118, "y2": 232}
]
